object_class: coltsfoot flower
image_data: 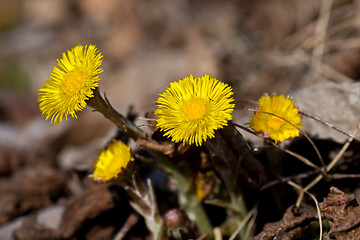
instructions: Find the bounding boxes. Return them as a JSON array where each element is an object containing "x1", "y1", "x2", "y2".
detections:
[
  {"x1": 38, "y1": 44, "x2": 103, "y2": 125},
  {"x1": 155, "y1": 74, "x2": 234, "y2": 146},
  {"x1": 92, "y1": 140, "x2": 135, "y2": 183},
  {"x1": 250, "y1": 94, "x2": 303, "y2": 143}
]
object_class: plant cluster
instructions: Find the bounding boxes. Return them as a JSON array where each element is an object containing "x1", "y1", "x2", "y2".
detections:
[{"x1": 38, "y1": 44, "x2": 351, "y2": 239}]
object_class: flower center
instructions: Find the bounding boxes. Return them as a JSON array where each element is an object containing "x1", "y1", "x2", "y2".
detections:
[
  {"x1": 182, "y1": 97, "x2": 207, "y2": 120},
  {"x1": 61, "y1": 68, "x2": 86, "y2": 95},
  {"x1": 267, "y1": 115, "x2": 285, "y2": 130}
]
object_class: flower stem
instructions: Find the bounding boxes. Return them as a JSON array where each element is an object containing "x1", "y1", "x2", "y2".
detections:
[
  {"x1": 205, "y1": 133, "x2": 250, "y2": 238},
  {"x1": 205, "y1": 137, "x2": 248, "y2": 217},
  {"x1": 88, "y1": 89, "x2": 212, "y2": 235},
  {"x1": 141, "y1": 151, "x2": 213, "y2": 234},
  {"x1": 87, "y1": 88, "x2": 145, "y2": 141}
]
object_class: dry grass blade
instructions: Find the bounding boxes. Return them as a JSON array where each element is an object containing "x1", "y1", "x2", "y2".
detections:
[
  {"x1": 299, "y1": 111, "x2": 360, "y2": 141},
  {"x1": 229, "y1": 205, "x2": 258, "y2": 240}
]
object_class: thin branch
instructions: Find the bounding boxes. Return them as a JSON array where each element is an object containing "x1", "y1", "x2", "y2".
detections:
[
  {"x1": 269, "y1": 142, "x2": 322, "y2": 172},
  {"x1": 327, "y1": 173, "x2": 360, "y2": 179},
  {"x1": 232, "y1": 121, "x2": 323, "y2": 171},
  {"x1": 302, "y1": 132, "x2": 325, "y2": 167},
  {"x1": 260, "y1": 169, "x2": 319, "y2": 191}
]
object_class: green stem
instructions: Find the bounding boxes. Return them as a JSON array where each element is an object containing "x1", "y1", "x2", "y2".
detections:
[
  {"x1": 205, "y1": 134, "x2": 250, "y2": 238},
  {"x1": 87, "y1": 88, "x2": 145, "y2": 141},
  {"x1": 143, "y1": 151, "x2": 213, "y2": 234},
  {"x1": 205, "y1": 139, "x2": 247, "y2": 218},
  {"x1": 87, "y1": 90, "x2": 212, "y2": 235},
  {"x1": 178, "y1": 190, "x2": 212, "y2": 234}
]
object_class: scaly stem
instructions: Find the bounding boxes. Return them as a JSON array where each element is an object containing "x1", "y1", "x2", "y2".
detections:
[
  {"x1": 87, "y1": 88, "x2": 145, "y2": 141},
  {"x1": 118, "y1": 171, "x2": 168, "y2": 240}
]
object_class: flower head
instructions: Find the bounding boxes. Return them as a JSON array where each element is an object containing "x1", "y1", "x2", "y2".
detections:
[
  {"x1": 38, "y1": 44, "x2": 103, "y2": 125},
  {"x1": 249, "y1": 94, "x2": 303, "y2": 143},
  {"x1": 155, "y1": 74, "x2": 234, "y2": 146},
  {"x1": 92, "y1": 140, "x2": 135, "y2": 183}
]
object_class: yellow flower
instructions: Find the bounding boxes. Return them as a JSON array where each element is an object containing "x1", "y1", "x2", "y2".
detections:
[
  {"x1": 155, "y1": 74, "x2": 234, "y2": 146},
  {"x1": 92, "y1": 140, "x2": 135, "y2": 183},
  {"x1": 249, "y1": 94, "x2": 303, "y2": 143},
  {"x1": 38, "y1": 44, "x2": 103, "y2": 125}
]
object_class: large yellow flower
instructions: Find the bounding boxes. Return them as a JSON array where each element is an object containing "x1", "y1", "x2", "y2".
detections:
[
  {"x1": 249, "y1": 94, "x2": 303, "y2": 143},
  {"x1": 38, "y1": 44, "x2": 103, "y2": 125},
  {"x1": 92, "y1": 140, "x2": 135, "y2": 183},
  {"x1": 155, "y1": 74, "x2": 235, "y2": 146}
]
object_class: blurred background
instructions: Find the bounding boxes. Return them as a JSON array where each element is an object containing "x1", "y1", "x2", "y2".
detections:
[
  {"x1": 1, "y1": 0, "x2": 360, "y2": 239},
  {"x1": 2, "y1": 0, "x2": 360, "y2": 130}
]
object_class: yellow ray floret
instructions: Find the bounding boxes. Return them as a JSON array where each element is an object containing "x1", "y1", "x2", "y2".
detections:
[
  {"x1": 38, "y1": 44, "x2": 103, "y2": 125},
  {"x1": 92, "y1": 140, "x2": 135, "y2": 183},
  {"x1": 155, "y1": 74, "x2": 235, "y2": 146},
  {"x1": 250, "y1": 94, "x2": 303, "y2": 143}
]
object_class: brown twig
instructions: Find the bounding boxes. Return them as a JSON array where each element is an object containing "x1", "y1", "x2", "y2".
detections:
[
  {"x1": 295, "y1": 123, "x2": 360, "y2": 207},
  {"x1": 260, "y1": 169, "x2": 319, "y2": 191},
  {"x1": 327, "y1": 173, "x2": 360, "y2": 179}
]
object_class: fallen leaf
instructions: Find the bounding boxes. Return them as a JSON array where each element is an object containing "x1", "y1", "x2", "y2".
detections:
[
  {"x1": 254, "y1": 205, "x2": 317, "y2": 240},
  {"x1": 320, "y1": 186, "x2": 360, "y2": 240}
]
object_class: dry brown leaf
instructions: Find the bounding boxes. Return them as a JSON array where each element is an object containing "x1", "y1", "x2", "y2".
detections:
[
  {"x1": 320, "y1": 186, "x2": 360, "y2": 240},
  {"x1": 0, "y1": 167, "x2": 67, "y2": 225},
  {"x1": 254, "y1": 205, "x2": 317, "y2": 240}
]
